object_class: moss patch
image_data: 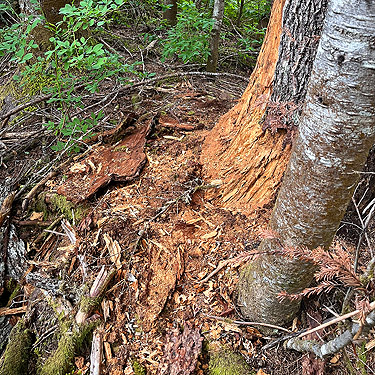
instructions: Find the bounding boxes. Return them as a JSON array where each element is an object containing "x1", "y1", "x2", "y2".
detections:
[
  {"x1": 34, "y1": 192, "x2": 89, "y2": 222},
  {"x1": 0, "y1": 320, "x2": 33, "y2": 375},
  {"x1": 39, "y1": 320, "x2": 98, "y2": 375},
  {"x1": 132, "y1": 360, "x2": 147, "y2": 375},
  {"x1": 209, "y1": 346, "x2": 252, "y2": 375}
]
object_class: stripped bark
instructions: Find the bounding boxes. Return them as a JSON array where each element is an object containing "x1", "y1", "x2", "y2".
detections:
[
  {"x1": 237, "y1": 0, "x2": 375, "y2": 326},
  {"x1": 201, "y1": 0, "x2": 326, "y2": 211}
]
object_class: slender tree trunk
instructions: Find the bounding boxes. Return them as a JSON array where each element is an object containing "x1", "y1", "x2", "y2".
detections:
[
  {"x1": 206, "y1": 0, "x2": 224, "y2": 72},
  {"x1": 236, "y1": 0, "x2": 244, "y2": 27},
  {"x1": 237, "y1": 0, "x2": 375, "y2": 326},
  {"x1": 163, "y1": 0, "x2": 177, "y2": 26},
  {"x1": 201, "y1": 0, "x2": 327, "y2": 212}
]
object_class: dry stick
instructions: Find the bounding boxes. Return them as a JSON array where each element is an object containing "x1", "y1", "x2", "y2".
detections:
[
  {"x1": 297, "y1": 300, "x2": 375, "y2": 339},
  {"x1": 206, "y1": 315, "x2": 291, "y2": 333},
  {"x1": 0, "y1": 83, "x2": 87, "y2": 122},
  {"x1": 352, "y1": 196, "x2": 374, "y2": 271},
  {"x1": 116, "y1": 71, "x2": 249, "y2": 96},
  {"x1": 21, "y1": 170, "x2": 57, "y2": 210},
  {"x1": 286, "y1": 306, "x2": 375, "y2": 358}
]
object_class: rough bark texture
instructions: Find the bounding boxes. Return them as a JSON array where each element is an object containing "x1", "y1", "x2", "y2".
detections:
[
  {"x1": 201, "y1": 0, "x2": 287, "y2": 211},
  {"x1": 206, "y1": 0, "x2": 224, "y2": 72},
  {"x1": 163, "y1": 0, "x2": 177, "y2": 26},
  {"x1": 263, "y1": 0, "x2": 328, "y2": 135},
  {"x1": 237, "y1": 0, "x2": 375, "y2": 326},
  {"x1": 201, "y1": 0, "x2": 325, "y2": 212}
]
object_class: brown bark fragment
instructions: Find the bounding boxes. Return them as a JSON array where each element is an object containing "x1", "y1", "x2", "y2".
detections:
[
  {"x1": 159, "y1": 322, "x2": 203, "y2": 375},
  {"x1": 57, "y1": 117, "x2": 153, "y2": 203}
]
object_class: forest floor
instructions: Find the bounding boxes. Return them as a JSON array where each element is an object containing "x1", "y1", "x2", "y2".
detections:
[{"x1": 1, "y1": 24, "x2": 375, "y2": 375}]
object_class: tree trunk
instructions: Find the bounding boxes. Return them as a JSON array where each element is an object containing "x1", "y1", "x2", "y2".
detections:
[
  {"x1": 237, "y1": 0, "x2": 375, "y2": 326},
  {"x1": 201, "y1": 0, "x2": 327, "y2": 212},
  {"x1": 236, "y1": 0, "x2": 244, "y2": 27},
  {"x1": 163, "y1": 0, "x2": 177, "y2": 26},
  {"x1": 206, "y1": 0, "x2": 224, "y2": 72}
]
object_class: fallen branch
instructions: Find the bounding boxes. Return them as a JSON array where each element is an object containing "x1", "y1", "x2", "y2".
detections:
[
  {"x1": 90, "y1": 327, "x2": 104, "y2": 375},
  {"x1": 206, "y1": 315, "x2": 291, "y2": 333},
  {"x1": 296, "y1": 300, "x2": 375, "y2": 339},
  {"x1": 0, "y1": 306, "x2": 27, "y2": 317},
  {"x1": 286, "y1": 307, "x2": 375, "y2": 358}
]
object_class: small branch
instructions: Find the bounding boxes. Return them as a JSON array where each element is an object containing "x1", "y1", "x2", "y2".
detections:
[
  {"x1": 0, "y1": 72, "x2": 247, "y2": 122},
  {"x1": 90, "y1": 327, "x2": 103, "y2": 375},
  {"x1": 21, "y1": 171, "x2": 57, "y2": 211},
  {"x1": 206, "y1": 315, "x2": 291, "y2": 333},
  {"x1": 0, "y1": 306, "x2": 27, "y2": 316},
  {"x1": 286, "y1": 308, "x2": 375, "y2": 358},
  {"x1": 0, "y1": 83, "x2": 86, "y2": 122},
  {"x1": 297, "y1": 300, "x2": 375, "y2": 339}
]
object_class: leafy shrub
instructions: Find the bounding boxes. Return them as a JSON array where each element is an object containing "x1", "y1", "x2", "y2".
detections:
[
  {"x1": 0, "y1": 0, "x2": 144, "y2": 152},
  {"x1": 161, "y1": 1, "x2": 213, "y2": 63}
]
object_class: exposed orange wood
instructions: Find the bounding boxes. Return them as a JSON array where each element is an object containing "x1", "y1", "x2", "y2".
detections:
[{"x1": 201, "y1": 0, "x2": 290, "y2": 213}]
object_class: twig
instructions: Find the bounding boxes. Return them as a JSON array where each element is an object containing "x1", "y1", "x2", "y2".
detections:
[
  {"x1": 0, "y1": 306, "x2": 27, "y2": 316},
  {"x1": 286, "y1": 307, "x2": 375, "y2": 358},
  {"x1": 0, "y1": 83, "x2": 86, "y2": 121},
  {"x1": 116, "y1": 71, "x2": 248, "y2": 96},
  {"x1": 148, "y1": 181, "x2": 220, "y2": 223},
  {"x1": 206, "y1": 315, "x2": 291, "y2": 333},
  {"x1": 352, "y1": 196, "x2": 374, "y2": 270},
  {"x1": 297, "y1": 300, "x2": 375, "y2": 339},
  {"x1": 0, "y1": 72, "x2": 247, "y2": 122},
  {"x1": 90, "y1": 327, "x2": 103, "y2": 375},
  {"x1": 21, "y1": 171, "x2": 57, "y2": 210},
  {"x1": 199, "y1": 251, "x2": 257, "y2": 284}
]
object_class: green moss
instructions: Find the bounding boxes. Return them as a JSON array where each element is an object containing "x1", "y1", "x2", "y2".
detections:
[
  {"x1": 49, "y1": 193, "x2": 88, "y2": 222},
  {"x1": 208, "y1": 346, "x2": 252, "y2": 375},
  {"x1": 79, "y1": 295, "x2": 102, "y2": 314},
  {"x1": 39, "y1": 320, "x2": 98, "y2": 375},
  {"x1": 0, "y1": 320, "x2": 33, "y2": 375},
  {"x1": 34, "y1": 192, "x2": 88, "y2": 222},
  {"x1": 132, "y1": 360, "x2": 146, "y2": 375},
  {"x1": 6, "y1": 284, "x2": 21, "y2": 307}
]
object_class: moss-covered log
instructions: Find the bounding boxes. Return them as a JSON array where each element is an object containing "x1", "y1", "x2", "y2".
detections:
[{"x1": 0, "y1": 320, "x2": 33, "y2": 375}]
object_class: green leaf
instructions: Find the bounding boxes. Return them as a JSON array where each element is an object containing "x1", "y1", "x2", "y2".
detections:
[{"x1": 23, "y1": 52, "x2": 33, "y2": 61}]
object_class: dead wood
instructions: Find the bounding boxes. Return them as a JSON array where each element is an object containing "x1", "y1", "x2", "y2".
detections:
[
  {"x1": 159, "y1": 322, "x2": 203, "y2": 375},
  {"x1": 286, "y1": 302, "x2": 375, "y2": 358}
]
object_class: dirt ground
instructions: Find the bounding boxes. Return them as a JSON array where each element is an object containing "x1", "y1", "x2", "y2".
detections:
[{"x1": 1, "y1": 25, "x2": 375, "y2": 375}]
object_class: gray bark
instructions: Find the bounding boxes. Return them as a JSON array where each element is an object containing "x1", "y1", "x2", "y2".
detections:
[
  {"x1": 237, "y1": 0, "x2": 375, "y2": 326},
  {"x1": 206, "y1": 0, "x2": 224, "y2": 72},
  {"x1": 263, "y1": 0, "x2": 328, "y2": 134}
]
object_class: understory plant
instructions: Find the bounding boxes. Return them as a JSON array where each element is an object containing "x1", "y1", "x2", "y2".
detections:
[
  {"x1": 161, "y1": 1, "x2": 214, "y2": 63},
  {"x1": 0, "y1": 0, "x2": 143, "y2": 152}
]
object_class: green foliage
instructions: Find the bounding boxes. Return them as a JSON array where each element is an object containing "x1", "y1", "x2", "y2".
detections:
[
  {"x1": 0, "y1": 0, "x2": 143, "y2": 153},
  {"x1": 0, "y1": 4, "x2": 41, "y2": 64},
  {"x1": 0, "y1": 320, "x2": 33, "y2": 375},
  {"x1": 161, "y1": 1, "x2": 214, "y2": 63}
]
